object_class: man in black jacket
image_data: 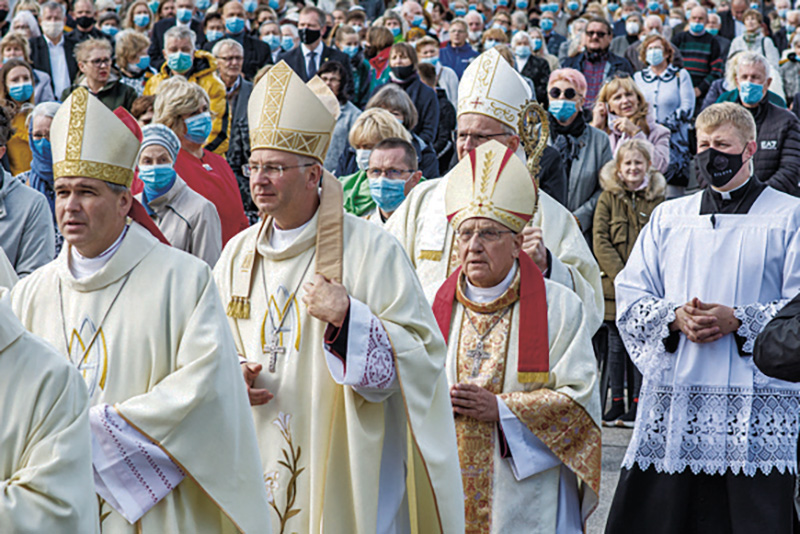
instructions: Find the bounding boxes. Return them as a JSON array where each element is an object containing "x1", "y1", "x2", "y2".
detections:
[
  {"x1": 148, "y1": 0, "x2": 206, "y2": 71},
  {"x1": 31, "y1": 1, "x2": 79, "y2": 97},
  {"x1": 754, "y1": 293, "x2": 800, "y2": 382},
  {"x1": 203, "y1": 0, "x2": 269, "y2": 80},
  {"x1": 67, "y1": 0, "x2": 108, "y2": 43},
  {"x1": 277, "y1": 5, "x2": 348, "y2": 82},
  {"x1": 718, "y1": 0, "x2": 747, "y2": 40}
]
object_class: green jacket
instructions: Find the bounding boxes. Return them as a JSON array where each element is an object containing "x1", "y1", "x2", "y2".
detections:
[
  {"x1": 716, "y1": 88, "x2": 787, "y2": 108},
  {"x1": 61, "y1": 74, "x2": 138, "y2": 112}
]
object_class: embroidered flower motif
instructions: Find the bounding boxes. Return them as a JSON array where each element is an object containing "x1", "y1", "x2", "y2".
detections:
[
  {"x1": 263, "y1": 471, "x2": 280, "y2": 504},
  {"x1": 273, "y1": 411, "x2": 292, "y2": 441},
  {"x1": 270, "y1": 412, "x2": 303, "y2": 534}
]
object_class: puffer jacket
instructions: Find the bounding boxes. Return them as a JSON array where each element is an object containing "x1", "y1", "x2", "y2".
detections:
[
  {"x1": 144, "y1": 50, "x2": 229, "y2": 156},
  {"x1": 593, "y1": 161, "x2": 666, "y2": 320}
]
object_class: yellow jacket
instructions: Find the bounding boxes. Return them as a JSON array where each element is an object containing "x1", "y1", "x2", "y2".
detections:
[
  {"x1": 8, "y1": 110, "x2": 31, "y2": 177},
  {"x1": 144, "y1": 50, "x2": 229, "y2": 156}
]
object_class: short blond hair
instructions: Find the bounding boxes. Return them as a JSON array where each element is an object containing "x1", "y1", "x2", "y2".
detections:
[
  {"x1": 0, "y1": 32, "x2": 31, "y2": 63},
  {"x1": 615, "y1": 138, "x2": 653, "y2": 169},
  {"x1": 74, "y1": 38, "x2": 113, "y2": 63},
  {"x1": 696, "y1": 102, "x2": 757, "y2": 145},
  {"x1": 115, "y1": 29, "x2": 150, "y2": 66},
  {"x1": 153, "y1": 76, "x2": 210, "y2": 135},
  {"x1": 348, "y1": 108, "x2": 411, "y2": 148}
]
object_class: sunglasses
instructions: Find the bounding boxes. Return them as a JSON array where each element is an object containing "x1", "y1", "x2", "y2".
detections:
[
  {"x1": 585, "y1": 30, "x2": 608, "y2": 37},
  {"x1": 549, "y1": 87, "x2": 577, "y2": 99}
]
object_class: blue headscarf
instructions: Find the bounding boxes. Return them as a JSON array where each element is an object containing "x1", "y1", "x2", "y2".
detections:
[{"x1": 28, "y1": 131, "x2": 55, "y2": 216}]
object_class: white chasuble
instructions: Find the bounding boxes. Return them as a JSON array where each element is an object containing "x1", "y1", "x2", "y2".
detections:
[
  {"x1": 214, "y1": 210, "x2": 465, "y2": 534},
  {"x1": 9, "y1": 222, "x2": 271, "y2": 534},
  {"x1": 0, "y1": 299, "x2": 98, "y2": 533},
  {"x1": 616, "y1": 188, "x2": 800, "y2": 477},
  {"x1": 385, "y1": 177, "x2": 604, "y2": 334},
  {"x1": 444, "y1": 275, "x2": 602, "y2": 534}
]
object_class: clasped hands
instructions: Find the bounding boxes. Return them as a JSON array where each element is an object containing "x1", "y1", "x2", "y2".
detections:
[
  {"x1": 669, "y1": 297, "x2": 741, "y2": 344},
  {"x1": 450, "y1": 383, "x2": 500, "y2": 422}
]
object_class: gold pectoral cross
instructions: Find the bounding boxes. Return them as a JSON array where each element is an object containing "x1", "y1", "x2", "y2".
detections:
[
  {"x1": 263, "y1": 335, "x2": 286, "y2": 373},
  {"x1": 466, "y1": 341, "x2": 491, "y2": 378}
]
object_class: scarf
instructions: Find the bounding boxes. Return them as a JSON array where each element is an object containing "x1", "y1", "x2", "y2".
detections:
[
  {"x1": 27, "y1": 134, "x2": 55, "y2": 216},
  {"x1": 743, "y1": 31, "x2": 758, "y2": 45},
  {"x1": 550, "y1": 111, "x2": 586, "y2": 179},
  {"x1": 586, "y1": 47, "x2": 609, "y2": 63}
]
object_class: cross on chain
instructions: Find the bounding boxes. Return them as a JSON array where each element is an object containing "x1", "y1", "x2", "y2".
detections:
[
  {"x1": 466, "y1": 341, "x2": 491, "y2": 378},
  {"x1": 263, "y1": 334, "x2": 287, "y2": 373}
]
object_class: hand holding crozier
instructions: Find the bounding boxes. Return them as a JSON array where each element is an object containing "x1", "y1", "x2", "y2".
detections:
[{"x1": 302, "y1": 274, "x2": 350, "y2": 328}]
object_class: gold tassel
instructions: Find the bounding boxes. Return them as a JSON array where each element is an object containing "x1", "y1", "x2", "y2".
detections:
[
  {"x1": 226, "y1": 296, "x2": 251, "y2": 319},
  {"x1": 419, "y1": 250, "x2": 442, "y2": 261},
  {"x1": 518, "y1": 371, "x2": 549, "y2": 384}
]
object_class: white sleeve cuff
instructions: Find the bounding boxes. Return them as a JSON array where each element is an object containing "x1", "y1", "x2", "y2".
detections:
[
  {"x1": 497, "y1": 397, "x2": 562, "y2": 481},
  {"x1": 90, "y1": 404, "x2": 185, "y2": 524},
  {"x1": 547, "y1": 254, "x2": 574, "y2": 291}
]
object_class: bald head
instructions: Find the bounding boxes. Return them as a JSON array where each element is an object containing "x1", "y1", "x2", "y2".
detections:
[
  {"x1": 690, "y1": 6, "x2": 708, "y2": 23},
  {"x1": 731, "y1": 0, "x2": 748, "y2": 20},
  {"x1": 644, "y1": 14, "x2": 663, "y2": 33}
]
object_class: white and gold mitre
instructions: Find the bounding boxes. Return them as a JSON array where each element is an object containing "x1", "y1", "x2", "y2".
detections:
[
  {"x1": 248, "y1": 61, "x2": 337, "y2": 163},
  {"x1": 457, "y1": 48, "x2": 532, "y2": 129},
  {"x1": 445, "y1": 139, "x2": 537, "y2": 233},
  {"x1": 51, "y1": 87, "x2": 140, "y2": 187}
]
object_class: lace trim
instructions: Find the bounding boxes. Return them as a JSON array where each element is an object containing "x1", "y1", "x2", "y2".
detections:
[
  {"x1": 356, "y1": 316, "x2": 395, "y2": 389},
  {"x1": 623, "y1": 385, "x2": 800, "y2": 476},
  {"x1": 734, "y1": 300, "x2": 788, "y2": 354},
  {"x1": 617, "y1": 297, "x2": 677, "y2": 377}
]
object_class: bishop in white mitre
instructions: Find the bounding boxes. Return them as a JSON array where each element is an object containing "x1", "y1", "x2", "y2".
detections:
[
  {"x1": 8, "y1": 88, "x2": 271, "y2": 533},
  {"x1": 0, "y1": 297, "x2": 98, "y2": 533},
  {"x1": 386, "y1": 48, "x2": 604, "y2": 335},
  {"x1": 213, "y1": 62, "x2": 465, "y2": 534},
  {"x1": 434, "y1": 140, "x2": 601, "y2": 533}
]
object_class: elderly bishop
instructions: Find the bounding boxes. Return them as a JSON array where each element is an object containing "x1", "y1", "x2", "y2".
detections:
[
  {"x1": 435, "y1": 140, "x2": 602, "y2": 533},
  {"x1": 213, "y1": 62, "x2": 464, "y2": 534},
  {"x1": 386, "y1": 48, "x2": 604, "y2": 334},
  {"x1": 8, "y1": 88, "x2": 271, "y2": 534}
]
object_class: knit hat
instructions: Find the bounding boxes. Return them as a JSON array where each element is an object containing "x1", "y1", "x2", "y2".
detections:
[{"x1": 138, "y1": 123, "x2": 181, "y2": 163}]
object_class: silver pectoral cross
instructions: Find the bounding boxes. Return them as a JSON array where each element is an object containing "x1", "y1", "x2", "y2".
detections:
[
  {"x1": 466, "y1": 341, "x2": 491, "y2": 378},
  {"x1": 263, "y1": 335, "x2": 286, "y2": 373}
]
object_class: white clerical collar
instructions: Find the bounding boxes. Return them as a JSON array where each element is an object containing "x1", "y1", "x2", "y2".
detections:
[
  {"x1": 269, "y1": 218, "x2": 313, "y2": 252},
  {"x1": 301, "y1": 41, "x2": 323, "y2": 58},
  {"x1": 712, "y1": 175, "x2": 751, "y2": 200},
  {"x1": 69, "y1": 225, "x2": 128, "y2": 280},
  {"x1": 464, "y1": 261, "x2": 518, "y2": 303}
]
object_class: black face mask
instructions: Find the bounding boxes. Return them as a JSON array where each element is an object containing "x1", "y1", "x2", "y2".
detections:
[
  {"x1": 298, "y1": 27, "x2": 321, "y2": 45},
  {"x1": 76, "y1": 15, "x2": 95, "y2": 28},
  {"x1": 695, "y1": 146, "x2": 748, "y2": 188},
  {"x1": 364, "y1": 45, "x2": 377, "y2": 59},
  {"x1": 391, "y1": 64, "x2": 415, "y2": 80},
  {"x1": 0, "y1": 10, "x2": 9, "y2": 22},
  {"x1": 322, "y1": 24, "x2": 331, "y2": 39}
]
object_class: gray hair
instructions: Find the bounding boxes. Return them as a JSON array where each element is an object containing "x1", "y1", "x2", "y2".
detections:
[
  {"x1": 708, "y1": 12, "x2": 721, "y2": 23},
  {"x1": 737, "y1": 51, "x2": 770, "y2": 79},
  {"x1": 211, "y1": 38, "x2": 243, "y2": 57},
  {"x1": 281, "y1": 23, "x2": 298, "y2": 38},
  {"x1": 510, "y1": 11, "x2": 527, "y2": 28},
  {"x1": 11, "y1": 10, "x2": 40, "y2": 37},
  {"x1": 164, "y1": 25, "x2": 197, "y2": 49},
  {"x1": 106, "y1": 182, "x2": 129, "y2": 194},
  {"x1": 25, "y1": 101, "x2": 60, "y2": 130},
  {"x1": 41, "y1": 1, "x2": 65, "y2": 17},
  {"x1": 511, "y1": 31, "x2": 530, "y2": 47},
  {"x1": 366, "y1": 84, "x2": 418, "y2": 131}
]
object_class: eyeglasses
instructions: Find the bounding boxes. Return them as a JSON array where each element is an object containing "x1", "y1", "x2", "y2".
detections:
[
  {"x1": 456, "y1": 131, "x2": 509, "y2": 143},
  {"x1": 88, "y1": 57, "x2": 112, "y2": 66},
  {"x1": 367, "y1": 167, "x2": 415, "y2": 179},
  {"x1": 549, "y1": 87, "x2": 577, "y2": 99},
  {"x1": 456, "y1": 228, "x2": 515, "y2": 242},
  {"x1": 242, "y1": 162, "x2": 315, "y2": 178},
  {"x1": 585, "y1": 30, "x2": 608, "y2": 37},
  {"x1": 217, "y1": 55, "x2": 244, "y2": 63}
]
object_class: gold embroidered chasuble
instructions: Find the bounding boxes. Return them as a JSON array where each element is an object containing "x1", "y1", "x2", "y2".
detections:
[
  {"x1": 446, "y1": 272, "x2": 602, "y2": 534},
  {"x1": 213, "y1": 206, "x2": 465, "y2": 533},
  {"x1": 9, "y1": 222, "x2": 271, "y2": 534}
]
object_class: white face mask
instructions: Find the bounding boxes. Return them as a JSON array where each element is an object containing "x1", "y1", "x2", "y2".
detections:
[
  {"x1": 356, "y1": 149, "x2": 371, "y2": 171},
  {"x1": 42, "y1": 20, "x2": 64, "y2": 39}
]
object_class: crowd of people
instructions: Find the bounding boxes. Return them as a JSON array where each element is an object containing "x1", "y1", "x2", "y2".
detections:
[{"x1": 3, "y1": 0, "x2": 800, "y2": 531}]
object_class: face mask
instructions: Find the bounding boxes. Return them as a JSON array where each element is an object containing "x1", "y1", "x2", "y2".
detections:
[
  {"x1": 707, "y1": 27, "x2": 719, "y2": 35},
  {"x1": 391, "y1": 64, "x2": 415, "y2": 79},
  {"x1": 100, "y1": 25, "x2": 119, "y2": 36},
  {"x1": 515, "y1": 44, "x2": 532, "y2": 57},
  {"x1": 469, "y1": 4, "x2": 477, "y2": 10},
  {"x1": 167, "y1": 51, "x2": 193, "y2": 73},
  {"x1": 695, "y1": 146, "x2": 748, "y2": 188},
  {"x1": 484, "y1": 39, "x2": 498, "y2": 48},
  {"x1": 498, "y1": 0, "x2": 509, "y2": 6},
  {"x1": 787, "y1": 24, "x2": 796, "y2": 34},
  {"x1": 420, "y1": 55, "x2": 440, "y2": 65},
  {"x1": 454, "y1": 7, "x2": 467, "y2": 16},
  {"x1": 3, "y1": 55, "x2": 23, "y2": 63},
  {"x1": 133, "y1": 13, "x2": 150, "y2": 27},
  {"x1": 668, "y1": 17, "x2": 683, "y2": 27},
  {"x1": 299, "y1": 27, "x2": 321, "y2": 44},
  {"x1": 184, "y1": 111, "x2": 212, "y2": 144},
  {"x1": 225, "y1": 16, "x2": 245, "y2": 33},
  {"x1": 128, "y1": 54, "x2": 151, "y2": 72},
  {"x1": 244, "y1": 0, "x2": 257, "y2": 12},
  {"x1": 42, "y1": 21, "x2": 64, "y2": 38},
  {"x1": 148, "y1": 0, "x2": 159, "y2": 13},
  {"x1": 281, "y1": 35, "x2": 295, "y2": 51},
  {"x1": 779, "y1": 8, "x2": 788, "y2": 17},
  {"x1": 567, "y1": 0, "x2": 580, "y2": 11},
  {"x1": 646, "y1": 47, "x2": 664, "y2": 65},
  {"x1": 540, "y1": 18, "x2": 554, "y2": 31},
  {"x1": 749, "y1": 2, "x2": 758, "y2": 8},
  {"x1": 516, "y1": 0, "x2": 528, "y2": 9},
  {"x1": 8, "y1": 82, "x2": 32, "y2": 102},
  {"x1": 608, "y1": 3, "x2": 619, "y2": 12},
  {"x1": 542, "y1": 2, "x2": 559, "y2": 11},
  {"x1": 648, "y1": 1, "x2": 660, "y2": 11},
  {"x1": 76, "y1": 15, "x2": 95, "y2": 28},
  {"x1": 176, "y1": 7, "x2": 192, "y2": 23},
  {"x1": 549, "y1": 99, "x2": 577, "y2": 122},
  {"x1": 355, "y1": 148, "x2": 371, "y2": 171},
  {"x1": 206, "y1": 29, "x2": 223, "y2": 41},
  {"x1": 31, "y1": 137, "x2": 51, "y2": 159},
  {"x1": 369, "y1": 177, "x2": 407, "y2": 212},
  {"x1": 739, "y1": 80, "x2": 764, "y2": 105},
  {"x1": 352, "y1": 24, "x2": 363, "y2": 33},
  {"x1": 139, "y1": 163, "x2": 176, "y2": 190},
  {"x1": 411, "y1": 14, "x2": 424, "y2": 27},
  {"x1": 0, "y1": 9, "x2": 8, "y2": 20},
  {"x1": 532, "y1": 37, "x2": 543, "y2": 50},
  {"x1": 689, "y1": 21, "x2": 705, "y2": 34},
  {"x1": 263, "y1": 34, "x2": 281, "y2": 49},
  {"x1": 342, "y1": 44, "x2": 359, "y2": 57},
  {"x1": 468, "y1": 30, "x2": 482, "y2": 41},
  {"x1": 389, "y1": 26, "x2": 401, "y2": 37},
  {"x1": 626, "y1": 21, "x2": 640, "y2": 34},
  {"x1": 195, "y1": 0, "x2": 210, "y2": 10}
]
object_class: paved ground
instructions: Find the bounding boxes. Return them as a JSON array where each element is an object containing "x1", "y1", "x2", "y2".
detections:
[{"x1": 586, "y1": 426, "x2": 633, "y2": 534}]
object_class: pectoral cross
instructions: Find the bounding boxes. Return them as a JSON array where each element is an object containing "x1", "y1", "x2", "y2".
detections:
[
  {"x1": 263, "y1": 335, "x2": 286, "y2": 373},
  {"x1": 466, "y1": 341, "x2": 491, "y2": 378}
]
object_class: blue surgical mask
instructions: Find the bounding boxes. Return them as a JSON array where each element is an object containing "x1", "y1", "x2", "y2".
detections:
[
  {"x1": 607, "y1": 2, "x2": 619, "y2": 12},
  {"x1": 412, "y1": 14, "x2": 424, "y2": 27},
  {"x1": 281, "y1": 35, "x2": 294, "y2": 51},
  {"x1": 515, "y1": 44, "x2": 531, "y2": 58},
  {"x1": 390, "y1": 26, "x2": 401, "y2": 37},
  {"x1": 549, "y1": 99, "x2": 577, "y2": 122},
  {"x1": 484, "y1": 39, "x2": 498, "y2": 49},
  {"x1": 567, "y1": 0, "x2": 580, "y2": 11},
  {"x1": 263, "y1": 34, "x2": 281, "y2": 49},
  {"x1": 134, "y1": 13, "x2": 150, "y2": 27},
  {"x1": 540, "y1": 18, "x2": 554, "y2": 31},
  {"x1": 352, "y1": 24, "x2": 363, "y2": 32},
  {"x1": 689, "y1": 21, "x2": 705, "y2": 34},
  {"x1": 206, "y1": 29, "x2": 223, "y2": 42},
  {"x1": 268, "y1": 0, "x2": 280, "y2": 9},
  {"x1": 129, "y1": 54, "x2": 151, "y2": 72},
  {"x1": 167, "y1": 51, "x2": 193, "y2": 72},
  {"x1": 420, "y1": 56, "x2": 439, "y2": 65},
  {"x1": 195, "y1": 0, "x2": 210, "y2": 10},
  {"x1": 101, "y1": 25, "x2": 119, "y2": 36},
  {"x1": 779, "y1": 8, "x2": 788, "y2": 17},
  {"x1": 31, "y1": 137, "x2": 51, "y2": 158},
  {"x1": 184, "y1": 111, "x2": 212, "y2": 144},
  {"x1": 739, "y1": 81, "x2": 764, "y2": 105},
  {"x1": 468, "y1": 4, "x2": 477, "y2": 10},
  {"x1": 786, "y1": 24, "x2": 796, "y2": 34},
  {"x1": 707, "y1": 27, "x2": 719, "y2": 35},
  {"x1": 148, "y1": 0, "x2": 159, "y2": 13},
  {"x1": 498, "y1": 0, "x2": 509, "y2": 6},
  {"x1": 542, "y1": 3, "x2": 559, "y2": 12},
  {"x1": 645, "y1": 47, "x2": 664, "y2": 65},
  {"x1": 369, "y1": 177, "x2": 407, "y2": 212},
  {"x1": 750, "y1": 2, "x2": 758, "y2": 9},
  {"x1": 648, "y1": 0, "x2": 660, "y2": 11},
  {"x1": 225, "y1": 16, "x2": 245, "y2": 34},
  {"x1": 342, "y1": 44, "x2": 359, "y2": 57},
  {"x1": 532, "y1": 37, "x2": 542, "y2": 50},
  {"x1": 244, "y1": 0, "x2": 257, "y2": 12},
  {"x1": 8, "y1": 82, "x2": 32, "y2": 102},
  {"x1": 516, "y1": 0, "x2": 528, "y2": 9},
  {"x1": 454, "y1": 7, "x2": 467, "y2": 16},
  {"x1": 176, "y1": 7, "x2": 192, "y2": 23},
  {"x1": 139, "y1": 163, "x2": 176, "y2": 190}
]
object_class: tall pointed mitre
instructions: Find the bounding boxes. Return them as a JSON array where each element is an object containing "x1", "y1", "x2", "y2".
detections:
[
  {"x1": 51, "y1": 87, "x2": 140, "y2": 187},
  {"x1": 457, "y1": 47, "x2": 532, "y2": 129},
  {"x1": 445, "y1": 139, "x2": 538, "y2": 232},
  {"x1": 248, "y1": 61, "x2": 337, "y2": 162}
]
